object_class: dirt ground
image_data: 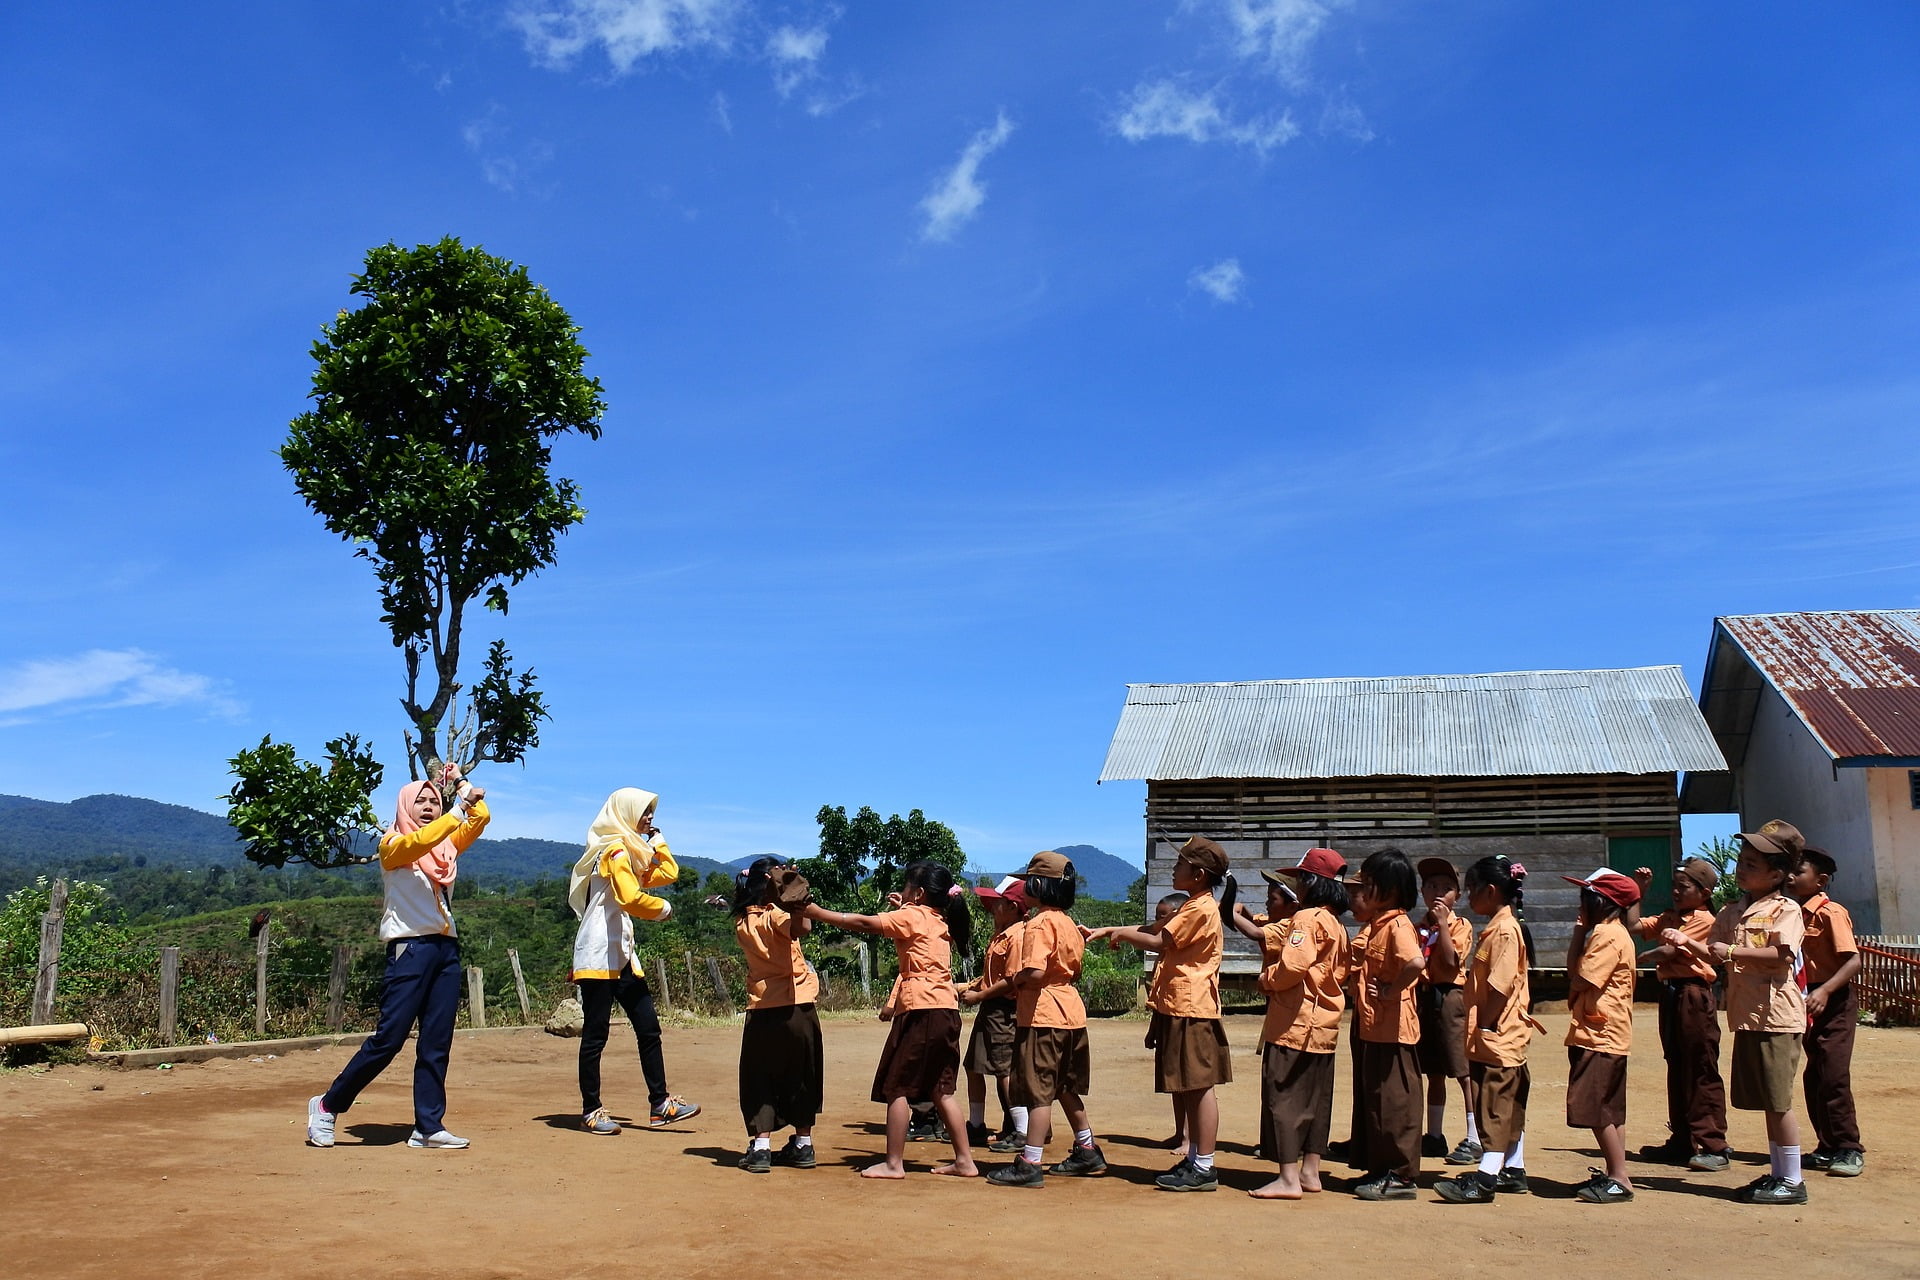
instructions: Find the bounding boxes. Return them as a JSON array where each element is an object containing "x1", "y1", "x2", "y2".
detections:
[{"x1": 2, "y1": 1010, "x2": 1915, "y2": 1280}]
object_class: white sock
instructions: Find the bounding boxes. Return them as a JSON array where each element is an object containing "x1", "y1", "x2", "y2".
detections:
[
  {"x1": 1505, "y1": 1133, "x2": 1524, "y2": 1167},
  {"x1": 1022, "y1": 1144, "x2": 1044, "y2": 1164},
  {"x1": 1426, "y1": 1104, "x2": 1445, "y2": 1137},
  {"x1": 1008, "y1": 1105, "x2": 1029, "y2": 1134},
  {"x1": 1192, "y1": 1151, "x2": 1215, "y2": 1172},
  {"x1": 969, "y1": 1100, "x2": 986, "y2": 1126},
  {"x1": 794, "y1": 1135, "x2": 812, "y2": 1148},
  {"x1": 1073, "y1": 1128, "x2": 1094, "y2": 1148},
  {"x1": 1465, "y1": 1112, "x2": 1481, "y2": 1145},
  {"x1": 1478, "y1": 1149, "x2": 1506, "y2": 1176},
  {"x1": 1780, "y1": 1144, "x2": 1802, "y2": 1185},
  {"x1": 750, "y1": 1135, "x2": 770, "y2": 1151}
]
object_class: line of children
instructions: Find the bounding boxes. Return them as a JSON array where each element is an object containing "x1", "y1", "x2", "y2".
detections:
[
  {"x1": 1414, "y1": 857, "x2": 1476, "y2": 1164},
  {"x1": 1562, "y1": 867, "x2": 1641, "y2": 1203},
  {"x1": 960, "y1": 875, "x2": 1031, "y2": 1152}
]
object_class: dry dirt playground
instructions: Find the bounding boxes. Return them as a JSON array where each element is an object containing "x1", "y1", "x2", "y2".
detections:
[{"x1": 2, "y1": 1011, "x2": 1915, "y2": 1280}]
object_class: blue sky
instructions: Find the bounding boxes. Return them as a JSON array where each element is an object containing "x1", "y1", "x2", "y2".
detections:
[{"x1": 2, "y1": 3, "x2": 1916, "y2": 870}]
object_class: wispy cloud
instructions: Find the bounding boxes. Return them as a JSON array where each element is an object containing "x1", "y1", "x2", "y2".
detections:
[
  {"x1": 919, "y1": 111, "x2": 1016, "y2": 243},
  {"x1": 1115, "y1": 80, "x2": 1298, "y2": 153},
  {"x1": 462, "y1": 107, "x2": 554, "y2": 194},
  {"x1": 0, "y1": 650, "x2": 242, "y2": 724},
  {"x1": 509, "y1": 0, "x2": 742, "y2": 73},
  {"x1": 767, "y1": 23, "x2": 827, "y2": 95},
  {"x1": 1218, "y1": 0, "x2": 1350, "y2": 89},
  {"x1": 1188, "y1": 258, "x2": 1247, "y2": 303}
]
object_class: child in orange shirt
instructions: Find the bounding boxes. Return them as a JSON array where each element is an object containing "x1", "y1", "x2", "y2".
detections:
[
  {"x1": 731, "y1": 857, "x2": 821, "y2": 1173},
  {"x1": 1415, "y1": 857, "x2": 1476, "y2": 1164},
  {"x1": 1791, "y1": 847, "x2": 1864, "y2": 1178},
  {"x1": 1562, "y1": 867, "x2": 1641, "y2": 1204},
  {"x1": 1351, "y1": 848, "x2": 1425, "y2": 1201},
  {"x1": 805, "y1": 861, "x2": 977, "y2": 1179},
  {"x1": 961, "y1": 875, "x2": 1030, "y2": 1152},
  {"x1": 987, "y1": 850, "x2": 1103, "y2": 1188},
  {"x1": 1630, "y1": 856, "x2": 1730, "y2": 1171}
]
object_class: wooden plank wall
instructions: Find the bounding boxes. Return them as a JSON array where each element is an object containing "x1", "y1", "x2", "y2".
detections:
[{"x1": 1141, "y1": 772, "x2": 1681, "y2": 973}]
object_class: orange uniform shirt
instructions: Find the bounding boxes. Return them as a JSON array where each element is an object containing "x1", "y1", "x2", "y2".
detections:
[
  {"x1": 736, "y1": 904, "x2": 819, "y2": 1009},
  {"x1": 1355, "y1": 909, "x2": 1422, "y2": 1045},
  {"x1": 869, "y1": 902, "x2": 957, "y2": 1011},
  {"x1": 1712, "y1": 891, "x2": 1806, "y2": 1033},
  {"x1": 977, "y1": 919, "x2": 1026, "y2": 993},
  {"x1": 1417, "y1": 913, "x2": 1474, "y2": 987},
  {"x1": 1015, "y1": 907, "x2": 1087, "y2": 1029},
  {"x1": 1799, "y1": 893, "x2": 1857, "y2": 989},
  {"x1": 1149, "y1": 891, "x2": 1224, "y2": 1019},
  {"x1": 1566, "y1": 918, "x2": 1635, "y2": 1056},
  {"x1": 1464, "y1": 906, "x2": 1532, "y2": 1067},
  {"x1": 1258, "y1": 906, "x2": 1348, "y2": 1053},
  {"x1": 1634, "y1": 907, "x2": 1716, "y2": 981}
]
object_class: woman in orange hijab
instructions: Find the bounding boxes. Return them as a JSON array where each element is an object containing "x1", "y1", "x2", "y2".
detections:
[{"x1": 305, "y1": 764, "x2": 490, "y2": 1151}]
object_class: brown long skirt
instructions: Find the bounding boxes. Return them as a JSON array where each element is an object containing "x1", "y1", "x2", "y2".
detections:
[{"x1": 739, "y1": 1002, "x2": 823, "y2": 1134}]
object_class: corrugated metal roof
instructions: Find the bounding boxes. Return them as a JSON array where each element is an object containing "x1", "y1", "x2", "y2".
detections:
[
  {"x1": 1100, "y1": 666, "x2": 1725, "y2": 782},
  {"x1": 1715, "y1": 611, "x2": 1920, "y2": 759}
]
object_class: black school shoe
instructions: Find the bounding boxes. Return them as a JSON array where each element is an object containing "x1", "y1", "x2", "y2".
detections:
[
  {"x1": 1444, "y1": 1138, "x2": 1484, "y2": 1166},
  {"x1": 965, "y1": 1122, "x2": 992, "y2": 1148},
  {"x1": 987, "y1": 1157, "x2": 1046, "y2": 1188},
  {"x1": 1433, "y1": 1171, "x2": 1497, "y2": 1204},
  {"x1": 905, "y1": 1114, "x2": 947, "y2": 1142},
  {"x1": 1156, "y1": 1161, "x2": 1217, "y2": 1192},
  {"x1": 1421, "y1": 1133, "x2": 1449, "y2": 1159},
  {"x1": 1573, "y1": 1169, "x2": 1634, "y2": 1204},
  {"x1": 1802, "y1": 1147, "x2": 1836, "y2": 1171},
  {"x1": 738, "y1": 1146, "x2": 772, "y2": 1174},
  {"x1": 771, "y1": 1137, "x2": 816, "y2": 1169},
  {"x1": 1354, "y1": 1172, "x2": 1418, "y2": 1201},
  {"x1": 1637, "y1": 1138, "x2": 1692, "y2": 1165},
  {"x1": 1735, "y1": 1175, "x2": 1809, "y2": 1205},
  {"x1": 1049, "y1": 1143, "x2": 1108, "y2": 1177},
  {"x1": 987, "y1": 1129, "x2": 1025, "y2": 1153},
  {"x1": 1493, "y1": 1166, "x2": 1530, "y2": 1195}
]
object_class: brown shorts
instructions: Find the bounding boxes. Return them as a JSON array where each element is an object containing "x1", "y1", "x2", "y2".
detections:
[
  {"x1": 870, "y1": 1008, "x2": 961, "y2": 1104},
  {"x1": 1150, "y1": 1011, "x2": 1233, "y2": 1093},
  {"x1": 1011, "y1": 1025, "x2": 1091, "y2": 1107},
  {"x1": 1417, "y1": 984, "x2": 1469, "y2": 1078},
  {"x1": 963, "y1": 999, "x2": 1017, "y2": 1076},
  {"x1": 1730, "y1": 1030, "x2": 1802, "y2": 1113},
  {"x1": 1260, "y1": 1045, "x2": 1336, "y2": 1165},
  {"x1": 1566, "y1": 1047, "x2": 1627, "y2": 1129},
  {"x1": 1470, "y1": 1060, "x2": 1529, "y2": 1152}
]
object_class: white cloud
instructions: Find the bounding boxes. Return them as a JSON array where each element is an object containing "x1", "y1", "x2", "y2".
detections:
[
  {"x1": 462, "y1": 109, "x2": 553, "y2": 194},
  {"x1": 711, "y1": 89, "x2": 733, "y2": 132},
  {"x1": 0, "y1": 650, "x2": 242, "y2": 723},
  {"x1": 919, "y1": 111, "x2": 1016, "y2": 243},
  {"x1": 1218, "y1": 0, "x2": 1349, "y2": 89},
  {"x1": 1115, "y1": 80, "x2": 1298, "y2": 153},
  {"x1": 1318, "y1": 93, "x2": 1374, "y2": 142},
  {"x1": 1188, "y1": 258, "x2": 1247, "y2": 303},
  {"x1": 509, "y1": 0, "x2": 743, "y2": 73}
]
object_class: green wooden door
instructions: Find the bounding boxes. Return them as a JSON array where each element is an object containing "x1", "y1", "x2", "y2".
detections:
[{"x1": 1608, "y1": 835, "x2": 1677, "y2": 945}]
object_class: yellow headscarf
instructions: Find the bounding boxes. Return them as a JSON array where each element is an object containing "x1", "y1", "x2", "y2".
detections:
[{"x1": 568, "y1": 787, "x2": 661, "y2": 917}]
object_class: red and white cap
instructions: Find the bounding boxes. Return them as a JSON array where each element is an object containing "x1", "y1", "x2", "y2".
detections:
[{"x1": 1562, "y1": 867, "x2": 1642, "y2": 908}]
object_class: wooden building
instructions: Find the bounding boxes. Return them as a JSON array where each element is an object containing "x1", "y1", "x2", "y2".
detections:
[{"x1": 1099, "y1": 667, "x2": 1728, "y2": 973}]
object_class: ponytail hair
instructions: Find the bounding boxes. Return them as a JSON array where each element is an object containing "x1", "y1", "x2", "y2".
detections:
[
  {"x1": 731, "y1": 855, "x2": 779, "y2": 917},
  {"x1": 1464, "y1": 855, "x2": 1536, "y2": 970},
  {"x1": 903, "y1": 860, "x2": 973, "y2": 955}
]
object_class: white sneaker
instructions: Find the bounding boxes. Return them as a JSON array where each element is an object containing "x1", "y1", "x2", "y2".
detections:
[
  {"x1": 306, "y1": 1096, "x2": 335, "y2": 1148},
  {"x1": 407, "y1": 1128, "x2": 471, "y2": 1149}
]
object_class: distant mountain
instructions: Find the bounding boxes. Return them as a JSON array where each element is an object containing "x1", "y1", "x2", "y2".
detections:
[
  {"x1": 0, "y1": 793, "x2": 731, "y2": 888},
  {"x1": 1052, "y1": 844, "x2": 1143, "y2": 902}
]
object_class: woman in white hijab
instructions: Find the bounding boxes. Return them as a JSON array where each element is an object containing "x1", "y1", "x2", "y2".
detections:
[{"x1": 569, "y1": 787, "x2": 702, "y2": 1133}]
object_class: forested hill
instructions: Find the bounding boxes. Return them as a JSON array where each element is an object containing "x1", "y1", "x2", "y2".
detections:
[{"x1": 1051, "y1": 844, "x2": 1144, "y2": 902}]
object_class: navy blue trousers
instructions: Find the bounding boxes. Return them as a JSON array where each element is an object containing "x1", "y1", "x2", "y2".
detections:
[{"x1": 323, "y1": 934, "x2": 463, "y2": 1134}]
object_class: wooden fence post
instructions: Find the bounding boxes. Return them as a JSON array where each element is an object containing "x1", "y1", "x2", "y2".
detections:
[
  {"x1": 253, "y1": 919, "x2": 271, "y2": 1038},
  {"x1": 818, "y1": 967, "x2": 830, "y2": 1000},
  {"x1": 466, "y1": 966, "x2": 487, "y2": 1029},
  {"x1": 651, "y1": 956, "x2": 671, "y2": 1008},
  {"x1": 856, "y1": 941, "x2": 872, "y2": 1003},
  {"x1": 326, "y1": 946, "x2": 351, "y2": 1032},
  {"x1": 705, "y1": 955, "x2": 731, "y2": 1009},
  {"x1": 29, "y1": 878, "x2": 68, "y2": 1026},
  {"x1": 157, "y1": 946, "x2": 180, "y2": 1044},
  {"x1": 683, "y1": 951, "x2": 699, "y2": 1009},
  {"x1": 507, "y1": 949, "x2": 530, "y2": 1024}
]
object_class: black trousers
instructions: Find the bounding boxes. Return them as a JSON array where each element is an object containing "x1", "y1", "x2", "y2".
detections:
[
  {"x1": 323, "y1": 935, "x2": 463, "y2": 1134},
  {"x1": 578, "y1": 967, "x2": 669, "y2": 1113}
]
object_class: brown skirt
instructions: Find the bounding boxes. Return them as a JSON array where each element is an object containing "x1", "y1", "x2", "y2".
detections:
[
  {"x1": 964, "y1": 999, "x2": 1018, "y2": 1077},
  {"x1": 1150, "y1": 1011, "x2": 1233, "y2": 1093},
  {"x1": 740, "y1": 1003, "x2": 823, "y2": 1133},
  {"x1": 1260, "y1": 1044, "x2": 1336, "y2": 1166},
  {"x1": 870, "y1": 1008, "x2": 961, "y2": 1104},
  {"x1": 1010, "y1": 1025, "x2": 1091, "y2": 1108},
  {"x1": 1416, "y1": 984, "x2": 1469, "y2": 1079},
  {"x1": 1470, "y1": 1060, "x2": 1529, "y2": 1153},
  {"x1": 1730, "y1": 1029, "x2": 1801, "y2": 1113},
  {"x1": 1359, "y1": 1040, "x2": 1422, "y2": 1177},
  {"x1": 1566, "y1": 1047, "x2": 1628, "y2": 1129}
]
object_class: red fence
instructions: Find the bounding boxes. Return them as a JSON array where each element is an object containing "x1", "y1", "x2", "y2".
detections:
[{"x1": 1857, "y1": 936, "x2": 1920, "y2": 1026}]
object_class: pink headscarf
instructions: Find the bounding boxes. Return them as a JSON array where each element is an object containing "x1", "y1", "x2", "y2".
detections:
[{"x1": 390, "y1": 780, "x2": 459, "y2": 888}]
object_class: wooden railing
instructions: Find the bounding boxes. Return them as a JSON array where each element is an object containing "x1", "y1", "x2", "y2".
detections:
[{"x1": 1857, "y1": 935, "x2": 1920, "y2": 1026}]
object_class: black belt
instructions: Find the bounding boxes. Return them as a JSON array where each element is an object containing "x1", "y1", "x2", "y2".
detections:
[
  {"x1": 1663, "y1": 977, "x2": 1710, "y2": 988},
  {"x1": 1427, "y1": 982, "x2": 1461, "y2": 991}
]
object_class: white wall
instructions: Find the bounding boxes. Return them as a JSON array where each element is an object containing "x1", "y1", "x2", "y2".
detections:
[
  {"x1": 1739, "y1": 684, "x2": 1878, "y2": 930},
  {"x1": 1865, "y1": 769, "x2": 1920, "y2": 935}
]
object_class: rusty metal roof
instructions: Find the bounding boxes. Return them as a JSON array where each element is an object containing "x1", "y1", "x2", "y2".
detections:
[
  {"x1": 1708, "y1": 611, "x2": 1920, "y2": 760},
  {"x1": 1099, "y1": 666, "x2": 1725, "y2": 782}
]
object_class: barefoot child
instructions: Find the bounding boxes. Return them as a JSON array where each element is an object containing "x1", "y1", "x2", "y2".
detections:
[
  {"x1": 805, "y1": 862, "x2": 978, "y2": 1179},
  {"x1": 1236, "y1": 848, "x2": 1350, "y2": 1200},
  {"x1": 1146, "y1": 892, "x2": 1191, "y2": 1152},
  {"x1": 1664, "y1": 819, "x2": 1809, "y2": 1204},
  {"x1": 1351, "y1": 848, "x2": 1426, "y2": 1201},
  {"x1": 988, "y1": 851, "x2": 1104, "y2": 1188},
  {"x1": 1414, "y1": 858, "x2": 1476, "y2": 1165},
  {"x1": 1562, "y1": 867, "x2": 1641, "y2": 1204},
  {"x1": 731, "y1": 858, "x2": 822, "y2": 1173},
  {"x1": 961, "y1": 875, "x2": 1030, "y2": 1152},
  {"x1": 1630, "y1": 856, "x2": 1731, "y2": 1171},
  {"x1": 1089, "y1": 836, "x2": 1233, "y2": 1192},
  {"x1": 1435, "y1": 857, "x2": 1538, "y2": 1203},
  {"x1": 1791, "y1": 847, "x2": 1864, "y2": 1178}
]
